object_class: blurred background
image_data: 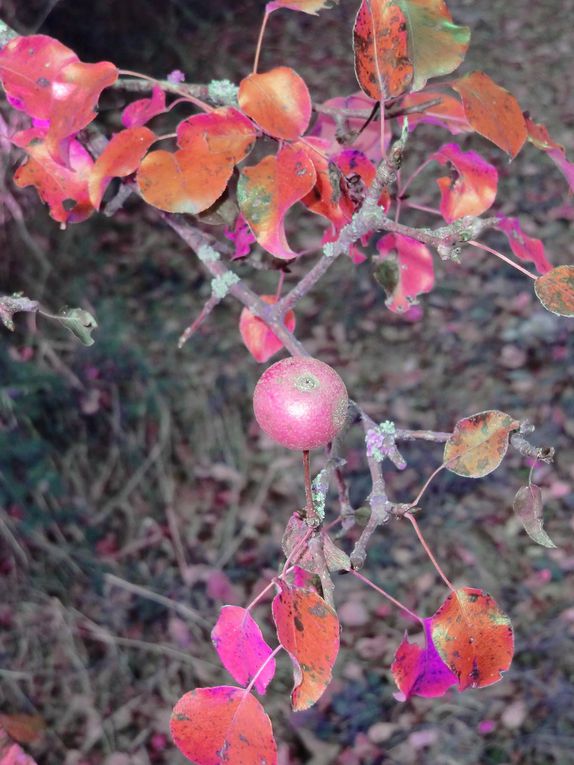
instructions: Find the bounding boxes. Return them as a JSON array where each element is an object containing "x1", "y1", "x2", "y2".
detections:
[{"x1": 0, "y1": 1, "x2": 573, "y2": 763}]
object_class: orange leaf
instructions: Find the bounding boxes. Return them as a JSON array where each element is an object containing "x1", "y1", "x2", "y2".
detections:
[
  {"x1": 451, "y1": 71, "x2": 527, "y2": 158},
  {"x1": 443, "y1": 410, "x2": 519, "y2": 478},
  {"x1": 170, "y1": 686, "x2": 277, "y2": 765},
  {"x1": 89, "y1": 127, "x2": 156, "y2": 209},
  {"x1": 13, "y1": 128, "x2": 94, "y2": 224},
  {"x1": 353, "y1": 0, "x2": 412, "y2": 100},
  {"x1": 431, "y1": 587, "x2": 514, "y2": 690},
  {"x1": 268, "y1": 0, "x2": 339, "y2": 13},
  {"x1": 239, "y1": 295, "x2": 296, "y2": 363},
  {"x1": 433, "y1": 143, "x2": 498, "y2": 222},
  {"x1": 272, "y1": 582, "x2": 340, "y2": 710},
  {"x1": 0, "y1": 715, "x2": 44, "y2": 745},
  {"x1": 237, "y1": 145, "x2": 316, "y2": 260},
  {"x1": 238, "y1": 67, "x2": 312, "y2": 140},
  {"x1": 137, "y1": 107, "x2": 256, "y2": 214},
  {"x1": 534, "y1": 265, "x2": 574, "y2": 317}
]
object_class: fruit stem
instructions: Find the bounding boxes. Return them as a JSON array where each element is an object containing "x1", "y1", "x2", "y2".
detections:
[{"x1": 302, "y1": 450, "x2": 319, "y2": 526}]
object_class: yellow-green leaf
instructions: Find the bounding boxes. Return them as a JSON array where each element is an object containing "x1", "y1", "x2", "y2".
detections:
[
  {"x1": 534, "y1": 265, "x2": 574, "y2": 317},
  {"x1": 444, "y1": 410, "x2": 519, "y2": 478}
]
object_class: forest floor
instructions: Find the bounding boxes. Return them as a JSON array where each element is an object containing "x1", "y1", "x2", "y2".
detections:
[{"x1": 0, "y1": 1, "x2": 573, "y2": 764}]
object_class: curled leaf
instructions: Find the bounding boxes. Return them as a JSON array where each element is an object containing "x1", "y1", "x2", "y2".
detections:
[
  {"x1": 272, "y1": 581, "x2": 340, "y2": 710},
  {"x1": 431, "y1": 587, "x2": 514, "y2": 690},
  {"x1": 432, "y1": 143, "x2": 498, "y2": 222},
  {"x1": 267, "y1": 0, "x2": 339, "y2": 12},
  {"x1": 89, "y1": 126, "x2": 156, "y2": 209},
  {"x1": 526, "y1": 116, "x2": 574, "y2": 193},
  {"x1": 238, "y1": 67, "x2": 311, "y2": 140},
  {"x1": 451, "y1": 71, "x2": 527, "y2": 158},
  {"x1": 392, "y1": 618, "x2": 457, "y2": 700},
  {"x1": 121, "y1": 85, "x2": 166, "y2": 128},
  {"x1": 513, "y1": 484, "x2": 556, "y2": 548},
  {"x1": 170, "y1": 686, "x2": 277, "y2": 765},
  {"x1": 375, "y1": 232, "x2": 435, "y2": 313},
  {"x1": 239, "y1": 295, "x2": 296, "y2": 363},
  {"x1": 496, "y1": 216, "x2": 552, "y2": 275},
  {"x1": 444, "y1": 410, "x2": 519, "y2": 478},
  {"x1": 398, "y1": 91, "x2": 472, "y2": 135},
  {"x1": 211, "y1": 606, "x2": 276, "y2": 694},
  {"x1": 534, "y1": 265, "x2": 574, "y2": 317},
  {"x1": 237, "y1": 145, "x2": 316, "y2": 260},
  {"x1": 57, "y1": 307, "x2": 98, "y2": 346}
]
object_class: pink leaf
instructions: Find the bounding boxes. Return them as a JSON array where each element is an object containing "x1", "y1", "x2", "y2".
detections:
[
  {"x1": 432, "y1": 143, "x2": 498, "y2": 222},
  {"x1": 391, "y1": 618, "x2": 457, "y2": 700},
  {"x1": 121, "y1": 85, "x2": 166, "y2": 128},
  {"x1": 375, "y1": 233, "x2": 435, "y2": 313},
  {"x1": 224, "y1": 214, "x2": 257, "y2": 260},
  {"x1": 0, "y1": 744, "x2": 38, "y2": 765},
  {"x1": 170, "y1": 686, "x2": 277, "y2": 765},
  {"x1": 497, "y1": 216, "x2": 552, "y2": 275},
  {"x1": 211, "y1": 606, "x2": 276, "y2": 694}
]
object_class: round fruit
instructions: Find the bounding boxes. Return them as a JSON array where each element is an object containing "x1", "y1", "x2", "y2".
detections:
[{"x1": 253, "y1": 357, "x2": 348, "y2": 450}]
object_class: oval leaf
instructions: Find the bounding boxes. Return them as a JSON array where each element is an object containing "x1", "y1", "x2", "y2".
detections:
[
  {"x1": 392, "y1": 618, "x2": 457, "y2": 700},
  {"x1": 431, "y1": 587, "x2": 514, "y2": 690},
  {"x1": 57, "y1": 307, "x2": 98, "y2": 346},
  {"x1": 451, "y1": 71, "x2": 527, "y2": 158},
  {"x1": 534, "y1": 265, "x2": 574, "y2": 317},
  {"x1": 513, "y1": 484, "x2": 557, "y2": 548},
  {"x1": 353, "y1": 0, "x2": 412, "y2": 100},
  {"x1": 89, "y1": 126, "x2": 156, "y2": 209},
  {"x1": 496, "y1": 216, "x2": 552, "y2": 275},
  {"x1": 443, "y1": 409, "x2": 519, "y2": 478},
  {"x1": 272, "y1": 582, "x2": 340, "y2": 710},
  {"x1": 268, "y1": 0, "x2": 339, "y2": 13},
  {"x1": 170, "y1": 686, "x2": 277, "y2": 765},
  {"x1": 433, "y1": 143, "x2": 498, "y2": 222},
  {"x1": 237, "y1": 145, "x2": 316, "y2": 260},
  {"x1": 211, "y1": 606, "x2": 277, "y2": 694},
  {"x1": 375, "y1": 232, "x2": 435, "y2": 313},
  {"x1": 238, "y1": 67, "x2": 311, "y2": 140}
]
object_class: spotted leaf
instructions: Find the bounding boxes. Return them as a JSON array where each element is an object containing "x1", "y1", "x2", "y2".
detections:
[
  {"x1": 431, "y1": 588, "x2": 514, "y2": 691},
  {"x1": 443, "y1": 410, "x2": 519, "y2": 478},
  {"x1": 237, "y1": 145, "x2": 316, "y2": 260},
  {"x1": 534, "y1": 265, "x2": 574, "y2": 317},
  {"x1": 170, "y1": 686, "x2": 277, "y2": 765},
  {"x1": 272, "y1": 581, "x2": 340, "y2": 710}
]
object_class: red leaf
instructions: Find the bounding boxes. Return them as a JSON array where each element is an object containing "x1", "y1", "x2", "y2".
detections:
[
  {"x1": 89, "y1": 127, "x2": 156, "y2": 209},
  {"x1": 237, "y1": 145, "x2": 316, "y2": 260},
  {"x1": 496, "y1": 216, "x2": 551, "y2": 275},
  {"x1": 431, "y1": 587, "x2": 514, "y2": 691},
  {"x1": 238, "y1": 66, "x2": 311, "y2": 140},
  {"x1": 398, "y1": 91, "x2": 472, "y2": 135},
  {"x1": 211, "y1": 606, "x2": 277, "y2": 693},
  {"x1": 353, "y1": 0, "x2": 412, "y2": 100},
  {"x1": 392, "y1": 619, "x2": 457, "y2": 700},
  {"x1": 13, "y1": 128, "x2": 94, "y2": 224},
  {"x1": 451, "y1": 71, "x2": 527, "y2": 158},
  {"x1": 432, "y1": 143, "x2": 498, "y2": 222},
  {"x1": 137, "y1": 107, "x2": 256, "y2": 214},
  {"x1": 170, "y1": 686, "x2": 277, "y2": 765},
  {"x1": 272, "y1": 581, "x2": 340, "y2": 710},
  {"x1": 0, "y1": 35, "x2": 117, "y2": 162},
  {"x1": 121, "y1": 85, "x2": 166, "y2": 128},
  {"x1": 375, "y1": 233, "x2": 434, "y2": 313},
  {"x1": 239, "y1": 295, "x2": 296, "y2": 363},
  {"x1": 526, "y1": 116, "x2": 574, "y2": 193}
]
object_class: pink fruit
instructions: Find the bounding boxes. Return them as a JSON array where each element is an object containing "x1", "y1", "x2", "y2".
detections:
[{"x1": 253, "y1": 357, "x2": 348, "y2": 450}]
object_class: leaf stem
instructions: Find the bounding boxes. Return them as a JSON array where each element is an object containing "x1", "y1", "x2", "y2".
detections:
[
  {"x1": 351, "y1": 569, "x2": 424, "y2": 625},
  {"x1": 118, "y1": 68, "x2": 212, "y2": 112},
  {"x1": 243, "y1": 644, "x2": 283, "y2": 696},
  {"x1": 468, "y1": 240, "x2": 537, "y2": 281},
  {"x1": 404, "y1": 512, "x2": 455, "y2": 591},
  {"x1": 252, "y1": 9, "x2": 271, "y2": 74}
]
